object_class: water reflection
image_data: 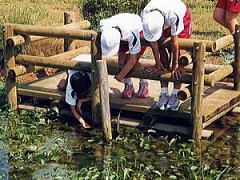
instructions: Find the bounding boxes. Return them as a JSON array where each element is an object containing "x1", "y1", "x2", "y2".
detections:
[{"x1": 0, "y1": 141, "x2": 8, "y2": 180}]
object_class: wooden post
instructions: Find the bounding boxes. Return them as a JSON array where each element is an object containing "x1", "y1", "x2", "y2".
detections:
[
  {"x1": 234, "y1": 25, "x2": 240, "y2": 90},
  {"x1": 191, "y1": 42, "x2": 205, "y2": 140},
  {"x1": 97, "y1": 60, "x2": 112, "y2": 141},
  {"x1": 3, "y1": 24, "x2": 17, "y2": 109},
  {"x1": 91, "y1": 34, "x2": 102, "y2": 125},
  {"x1": 64, "y1": 12, "x2": 76, "y2": 52}
]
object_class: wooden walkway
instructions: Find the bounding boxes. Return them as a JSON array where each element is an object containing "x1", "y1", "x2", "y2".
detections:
[{"x1": 17, "y1": 72, "x2": 240, "y2": 129}]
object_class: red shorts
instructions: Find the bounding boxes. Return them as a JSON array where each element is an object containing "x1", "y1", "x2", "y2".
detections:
[
  {"x1": 119, "y1": 31, "x2": 147, "y2": 55},
  {"x1": 216, "y1": 0, "x2": 240, "y2": 12},
  {"x1": 162, "y1": 7, "x2": 192, "y2": 39}
]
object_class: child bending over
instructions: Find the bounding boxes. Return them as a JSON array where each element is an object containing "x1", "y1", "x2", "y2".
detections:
[
  {"x1": 100, "y1": 13, "x2": 149, "y2": 99},
  {"x1": 141, "y1": 0, "x2": 192, "y2": 111},
  {"x1": 65, "y1": 70, "x2": 92, "y2": 128}
]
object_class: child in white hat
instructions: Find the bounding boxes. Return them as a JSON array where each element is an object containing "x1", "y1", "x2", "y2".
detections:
[
  {"x1": 141, "y1": 0, "x2": 192, "y2": 111},
  {"x1": 100, "y1": 13, "x2": 149, "y2": 99}
]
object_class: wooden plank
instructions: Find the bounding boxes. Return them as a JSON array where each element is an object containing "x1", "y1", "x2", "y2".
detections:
[
  {"x1": 203, "y1": 100, "x2": 240, "y2": 128},
  {"x1": 231, "y1": 106, "x2": 240, "y2": 116},
  {"x1": 112, "y1": 117, "x2": 190, "y2": 135},
  {"x1": 17, "y1": 86, "x2": 64, "y2": 100},
  {"x1": 17, "y1": 72, "x2": 65, "y2": 100},
  {"x1": 201, "y1": 129, "x2": 214, "y2": 140},
  {"x1": 223, "y1": 115, "x2": 240, "y2": 121},
  {"x1": 202, "y1": 88, "x2": 240, "y2": 121}
]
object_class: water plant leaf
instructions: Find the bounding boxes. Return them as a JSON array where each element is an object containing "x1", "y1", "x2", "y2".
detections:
[
  {"x1": 190, "y1": 166, "x2": 198, "y2": 171},
  {"x1": 169, "y1": 175, "x2": 177, "y2": 179}
]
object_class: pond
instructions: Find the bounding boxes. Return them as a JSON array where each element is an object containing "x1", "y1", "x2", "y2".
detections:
[{"x1": 4, "y1": 107, "x2": 240, "y2": 180}]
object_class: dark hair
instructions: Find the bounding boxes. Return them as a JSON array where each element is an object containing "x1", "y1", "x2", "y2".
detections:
[{"x1": 70, "y1": 71, "x2": 91, "y2": 99}]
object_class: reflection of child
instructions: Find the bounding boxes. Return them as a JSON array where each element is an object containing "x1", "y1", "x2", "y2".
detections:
[
  {"x1": 100, "y1": 13, "x2": 149, "y2": 99},
  {"x1": 141, "y1": 0, "x2": 192, "y2": 111},
  {"x1": 65, "y1": 70, "x2": 92, "y2": 128},
  {"x1": 213, "y1": 0, "x2": 240, "y2": 59}
]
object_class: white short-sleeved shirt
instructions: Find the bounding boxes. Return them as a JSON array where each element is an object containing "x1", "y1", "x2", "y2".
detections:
[
  {"x1": 65, "y1": 54, "x2": 92, "y2": 106},
  {"x1": 141, "y1": 0, "x2": 187, "y2": 36},
  {"x1": 100, "y1": 13, "x2": 143, "y2": 55}
]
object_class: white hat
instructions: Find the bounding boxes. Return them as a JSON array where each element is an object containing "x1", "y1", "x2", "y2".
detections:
[
  {"x1": 101, "y1": 28, "x2": 121, "y2": 56},
  {"x1": 142, "y1": 11, "x2": 164, "y2": 42}
]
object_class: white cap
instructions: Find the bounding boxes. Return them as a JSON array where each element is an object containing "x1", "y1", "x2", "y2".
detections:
[
  {"x1": 101, "y1": 28, "x2": 121, "y2": 56},
  {"x1": 142, "y1": 11, "x2": 164, "y2": 42}
]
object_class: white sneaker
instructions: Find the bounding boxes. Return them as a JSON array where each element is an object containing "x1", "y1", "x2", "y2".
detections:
[
  {"x1": 154, "y1": 94, "x2": 170, "y2": 110},
  {"x1": 166, "y1": 94, "x2": 180, "y2": 111},
  {"x1": 225, "y1": 49, "x2": 234, "y2": 60}
]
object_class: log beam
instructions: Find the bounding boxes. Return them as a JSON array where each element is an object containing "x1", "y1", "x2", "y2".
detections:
[
  {"x1": 6, "y1": 20, "x2": 91, "y2": 48},
  {"x1": 191, "y1": 42, "x2": 205, "y2": 140},
  {"x1": 6, "y1": 23, "x2": 96, "y2": 41},
  {"x1": 97, "y1": 60, "x2": 112, "y2": 141},
  {"x1": 204, "y1": 64, "x2": 233, "y2": 87},
  {"x1": 91, "y1": 34, "x2": 102, "y2": 125},
  {"x1": 215, "y1": 34, "x2": 234, "y2": 52},
  {"x1": 3, "y1": 24, "x2": 18, "y2": 109},
  {"x1": 13, "y1": 46, "x2": 90, "y2": 77},
  {"x1": 234, "y1": 25, "x2": 240, "y2": 90}
]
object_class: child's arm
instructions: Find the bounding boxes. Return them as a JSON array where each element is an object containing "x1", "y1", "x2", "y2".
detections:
[
  {"x1": 171, "y1": 35, "x2": 184, "y2": 80},
  {"x1": 115, "y1": 54, "x2": 138, "y2": 82},
  {"x1": 76, "y1": 96, "x2": 91, "y2": 113},
  {"x1": 148, "y1": 41, "x2": 166, "y2": 74},
  {"x1": 70, "y1": 105, "x2": 92, "y2": 128}
]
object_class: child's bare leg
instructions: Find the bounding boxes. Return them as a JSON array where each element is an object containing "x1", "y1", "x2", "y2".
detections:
[
  {"x1": 213, "y1": 8, "x2": 228, "y2": 28},
  {"x1": 225, "y1": 11, "x2": 239, "y2": 33},
  {"x1": 159, "y1": 48, "x2": 170, "y2": 90}
]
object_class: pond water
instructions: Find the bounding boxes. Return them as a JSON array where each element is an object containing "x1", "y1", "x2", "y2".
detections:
[{"x1": 8, "y1": 116, "x2": 240, "y2": 180}]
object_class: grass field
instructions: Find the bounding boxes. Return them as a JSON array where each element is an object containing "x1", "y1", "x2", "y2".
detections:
[{"x1": 0, "y1": 0, "x2": 231, "y2": 66}]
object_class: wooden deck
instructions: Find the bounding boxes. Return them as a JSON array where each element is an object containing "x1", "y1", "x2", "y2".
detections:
[{"x1": 17, "y1": 72, "x2": 240, "y2": 128}]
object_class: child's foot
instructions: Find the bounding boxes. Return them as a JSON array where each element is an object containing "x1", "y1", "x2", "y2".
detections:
[
  {"x1": 166, "y1": 94, "x2": 180, "y2": 111},
  {"x1": 121, "y1": 84, "x2": 134, "y2": 99},
  {"x1": 137, "y1": 81, "x2": 149, "y2": 98},
  {"x1": 154, "y1": 93, "x2": 169, "y2": 110}
]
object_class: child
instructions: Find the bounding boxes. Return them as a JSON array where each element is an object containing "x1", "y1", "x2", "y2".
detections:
[
  {"x1": 141, "y1": 0, "x2": 192, "y2": 111},
  {"x1": 213, "y1": 0, "x2": 240, "y2": 59},
  {"x1": 65, "y1": 68, "x2": 92, "y2": 129},
  {"x1": 100, "y1": 13, "x2": 149, "y2": 99}
]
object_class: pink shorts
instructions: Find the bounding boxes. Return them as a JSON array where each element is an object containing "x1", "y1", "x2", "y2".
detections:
[
  {"x1": 216, "y1": 0, "x2": 240, "y2": 12},
  {"x1": 162, "y1": 7, "x2": 192, "y2": 39},
  {"x1": 119, "y1": 31, "x2": 147, "y2": 55}
]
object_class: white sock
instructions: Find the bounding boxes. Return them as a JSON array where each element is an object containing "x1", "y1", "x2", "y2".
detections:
[
  {"x1": 140, "y1": 79, "x2": 148, "y2": 84},
  {"x1": 161, "y1": 87, "x2": 168, "y2": 95},
  {"x1": 172, "y1": 88, "x2": 179, "y2": 95},
  {"x1": 124, "y1": 78, "x2": 133, "y2": 85}
]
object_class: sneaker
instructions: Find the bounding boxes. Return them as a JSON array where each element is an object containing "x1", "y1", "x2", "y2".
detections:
[
  {"x1": 166, "y1": 94, "x2": 180, "y2": 111},
  {"x1": 121, "y1": 84, "x2": 134, "y2": 99},
  {"x1": 154, "y1": 93, "x2": 170, "y2": 110},
  {"x1": 137, "y1": 81, "x2": 149, "y2": 98},
  {"x1": 225, "y1": 49, "x2": 234, "y2": 60}
]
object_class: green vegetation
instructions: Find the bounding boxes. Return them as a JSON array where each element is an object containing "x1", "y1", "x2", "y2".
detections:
[
  {"x1": 80, "y1": 0, "x2": 149, "y2": 29},
  {"x1": 0, "y1": 0, "x2": 240, "y2": 179}
]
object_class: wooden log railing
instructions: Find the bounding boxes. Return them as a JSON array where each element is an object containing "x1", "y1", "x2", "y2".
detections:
[
  {"x1": 7, "y1": 23, "x2": 97, "y2": 41},
  {"x1": 10, "y1": 46, "x2": 90, "y2": 77},
  {"x1": 6, "y1": 20, "x2": 91, "y2": 48}
]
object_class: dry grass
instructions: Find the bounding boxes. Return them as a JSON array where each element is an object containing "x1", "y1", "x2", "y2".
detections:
[{"x1": 0, "y1": 0, "x2": 237, "y2": 63}]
